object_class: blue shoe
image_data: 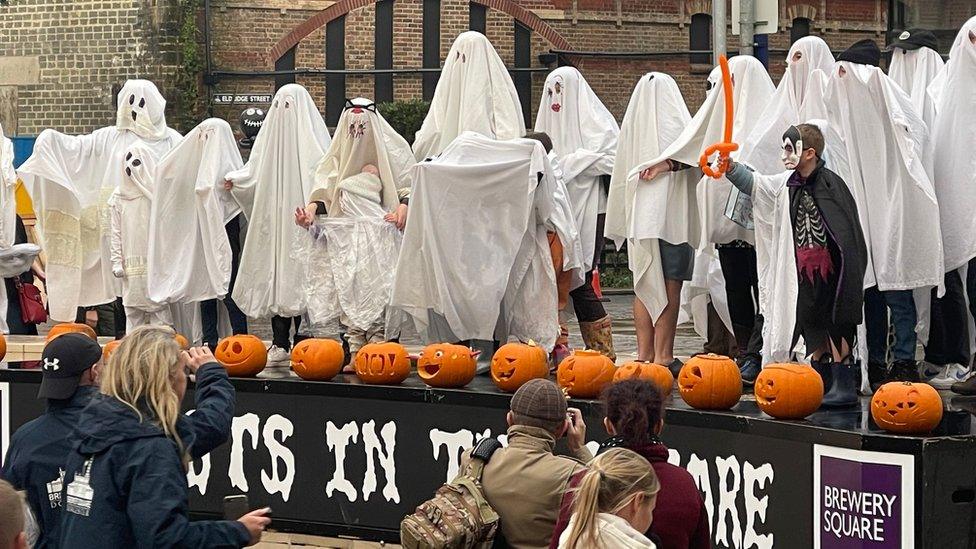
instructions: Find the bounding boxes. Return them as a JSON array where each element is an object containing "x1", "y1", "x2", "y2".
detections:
[{"x1": 738, "y1": 356, "x2": 761, "y2": 385}]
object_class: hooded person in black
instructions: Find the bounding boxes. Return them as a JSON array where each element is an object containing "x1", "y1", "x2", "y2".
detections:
[{"x1": 724, "y1": 123, "x2": 867, "y2": 407}]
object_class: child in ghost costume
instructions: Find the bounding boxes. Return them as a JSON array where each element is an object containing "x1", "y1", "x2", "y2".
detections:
[
  {"x1": 535, "y1": 67, "x2": 620, "y2": 361},
  {"x1": 605, "y1": 73, "x2": 700, "y2": 372},
  {"x1": 826, "y1": 39, "x2": 944, "y2": 388},
  {"x1": 637, "y1": 56, "x2": 775, "y2": 380},
  {"x1": 18, "y1": 80, "x2": 182, "y2": 325},
  {"x1": 412, "y1": 32, "x2": 525, "y2": 161},
  {"x1": 724, "y1": 123, "x2": 867, "y2": 407},
  {"x1": 109, "y1": 145, "x2": 172, "y2": 330},
  {"x1": 225, "y1": 84, "x2": 332, "y2": 363},
  {"x1": 931, "y1": 19, "x2": 976, "y2": 394}
]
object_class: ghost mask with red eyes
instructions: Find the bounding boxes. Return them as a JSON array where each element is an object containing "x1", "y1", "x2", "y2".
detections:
[
  {"x1": 115, "y1": 80, "x2": 170, "y2": 141},
  {"x1": 781, "y1": 125, "x2": 803, "y2": 170}
]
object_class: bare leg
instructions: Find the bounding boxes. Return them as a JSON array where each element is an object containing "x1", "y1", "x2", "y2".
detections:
[
  {"x1": 634, "y1": 297, "x2": 655, "y2": 362},
  {"x1": 653, "y1": 279, "x2": 683, "y2": 364}
]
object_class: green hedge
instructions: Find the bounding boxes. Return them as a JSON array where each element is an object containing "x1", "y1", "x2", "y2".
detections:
[{"x1": 377, "y1": 99, "x2": 430, "y2": 145}]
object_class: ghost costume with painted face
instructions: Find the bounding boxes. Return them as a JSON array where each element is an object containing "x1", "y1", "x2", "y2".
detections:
[
  {"x1": 412, "y1": 32, "x2": 525, "y2": 161},
  {"x1": 225, "y1": 84, "x2": 331, "y2": 318},
  {"x1": 109, "y1": 145, "x2": 172, "y2": 329},
  {"x1": 18, "y1": 79, "x2": 181, "y2": 321}
]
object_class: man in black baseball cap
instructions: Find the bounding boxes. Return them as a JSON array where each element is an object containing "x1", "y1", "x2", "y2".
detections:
[{"x1": 1, "y1": 332, "x2": 103, "y2": 548}]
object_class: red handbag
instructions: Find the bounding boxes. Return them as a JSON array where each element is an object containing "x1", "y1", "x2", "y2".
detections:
[{"x1": 14, "y1": 278, "x2": 47, "y2": 324}]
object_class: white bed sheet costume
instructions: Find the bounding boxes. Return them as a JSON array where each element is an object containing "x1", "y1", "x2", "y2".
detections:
[
  {"x1": 412, "y1": 31, "x2": 526, "y2": 161},
  {"x1": 301, "y1": 98, "x2": 413, "y2": 339},
  {"x1": 0, "y1": 124, "x2": 19, "y2": 333},
  {"x1": 387, "y1": 132, "x2": 559, "y2": 351},
  {"x1": 18, "y1": 80, "x2": 182, "y2": 322},
  {"x1": 534, "y1": 66, "x2": 619, "y2": 275},
  {"x1": 225, "y1": 83, "x2": 332, "y2": 318},
  {"x1": 605, "y1": 73, "x2": 700, "y2": 325},
  {"x1": 889, "y1": 36, "x2": 945, "y2": 136}
]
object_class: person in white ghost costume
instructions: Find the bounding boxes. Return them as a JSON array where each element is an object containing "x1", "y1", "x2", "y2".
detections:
[
  {"x1": 109, "y1": 145, "x2": 172, "y2": 329},
  {"x1": 386, "y1": 132, "x2": 559, "y2": 351},
  {"x1": 225, "y1": 83, "x2": 331, "y2": 363},
  {"x1": 825, "y1": 39, "x2": 944, "y2": 388},
  {"x1": 293, "y1": 98, "x2": 413, "y2": 357},
  {"x1": 412, "y1": 32, "x2": 525, "y2": 161},
  {"x1": 18, "y1": 80, "x2": 181, "y2": 328},
  {"x1": 637, "y1": 56, "x2": 774, "y2": 380},
  {"x1": 535, "y1": 66, "x2": 620, "y2": 361},
  {"x1": 930, "y1": 19, "x2": 976, "y2": 395},
  {"x1": 605, "y1": 72, "x2": 700, "y2": 371}
]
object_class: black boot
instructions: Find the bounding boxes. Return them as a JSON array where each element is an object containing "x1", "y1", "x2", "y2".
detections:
[
  {"x1": 738, "y1": 356, "x2": 761, "y2": 385},
  {"x1": 812, "y1": 356, "x2": 833, "y2": 393},
  {"x1": 821, "y1": 362, "x2": 859, "y2": 408},
  {"x1": 886, "y1": 359, "x2": 920, "y2": 383},
  {"x1": 951, "y1": 373, "x2": 976, "y2": 396},
  {"x1": 867, "y1": 362, "x2": 887, "y2": 392}
]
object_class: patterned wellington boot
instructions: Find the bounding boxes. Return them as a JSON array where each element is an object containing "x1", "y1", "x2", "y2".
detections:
[{"x1": 580, "y1": 315, "x2": 616, "y2": 363}]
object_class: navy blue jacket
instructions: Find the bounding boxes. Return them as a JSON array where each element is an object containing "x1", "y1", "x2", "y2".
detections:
[
  {"x1": 59, "y1": 362, "x2": 250, "y2": 548},
  {"x1": 1, "y1": 385, "x2": 98, "y2": 549}
]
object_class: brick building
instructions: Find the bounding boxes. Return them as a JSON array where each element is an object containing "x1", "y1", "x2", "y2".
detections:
[{"x1": 0, "y1": 0, "x2": 973, "y2": 138}]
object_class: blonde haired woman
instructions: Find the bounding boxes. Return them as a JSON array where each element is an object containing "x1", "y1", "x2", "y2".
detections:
[
  {"x1": 59, "y1": 325, "x2": 270, "y2": 548},
  {"x1": 558, "y1": 448, "x2": 660, "y2": 549}
]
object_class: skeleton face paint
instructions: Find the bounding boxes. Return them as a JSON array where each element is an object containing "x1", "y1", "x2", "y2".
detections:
[
  {"x1": 781, "y1": 125, "x2": 803, "y2": 170},
  {"x1": 547, "y1": 75, "x2": 565, "y2": 112}
]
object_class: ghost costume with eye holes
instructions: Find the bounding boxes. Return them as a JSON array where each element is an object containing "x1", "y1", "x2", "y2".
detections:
[
  {"x1": 225, "y1": 84, "x2": 332, "y2": 318},
  {"x1": 890, "y1": 45, "x2": 944, "y2": 134},
  {"x1": 534, "y1": 67, "x2": 619, "y2": 275},
  {"x1": 412, "y1": 32, "x2": 525, "y2": 161},
  {"x1": 17, "y1": 80, "x2": 181, "y2": 321}
]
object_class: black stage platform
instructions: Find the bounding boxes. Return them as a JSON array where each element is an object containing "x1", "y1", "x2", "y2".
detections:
[{"x1": 0, "y1": 368, "x2": 973, "y2": 548}]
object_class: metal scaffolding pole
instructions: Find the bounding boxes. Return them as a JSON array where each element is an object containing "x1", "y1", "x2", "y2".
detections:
[
  {"x1": 739, "y1": 0, "x2": 755, "y2": 57},
  {"x1": 713, "y1": 0, "x2": 727, "y2": 64}
]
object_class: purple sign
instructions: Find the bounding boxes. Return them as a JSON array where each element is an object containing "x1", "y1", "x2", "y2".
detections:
[{"x1": 814, "y1": 446, "x2": 914, "y2": 549}]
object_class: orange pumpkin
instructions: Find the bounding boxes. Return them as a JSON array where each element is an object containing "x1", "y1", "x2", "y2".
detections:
[
  {"x1": 491, "y1": 342, "x2": 549, "y2": 392},
  {"x1": 0, "y1": 333, "x2": 6, "y2": 362},
  {"x1": 418, "y1": 343, "x2": 478, "y2": 388},
  {"x1": 46, "y1": 323, "x2": 97, "y2": 342},
  {"x1": 678, "y1": 354, "x2": 742, "y2": 410},
  {"x1": 355, "y1": 342, "x2": 411, "y2": 385},
  {"x1": 754, "y1": 363, "x2": 823, "y2": 419},
  {"x1": 102, "y1": 339, "x2": 122, "y2": 361},
  {"x1": 174, "y1": 334, "x2": 190, "y2": 350},
  {"x1": 214, "y1": 335, "x2": 267, "y2": 377},
  {"x1": 557, "y1": 349, "x2": 616, "y2": 399},
  {"x1": 291, "y1": 339, "x2": 345, "y2": 381},
  {"x1": 871, "y1": 382, "x2": 943, "y2": 434},
  {"x1": 613, "y1": 361, "x2": 674, "y2": 397}
]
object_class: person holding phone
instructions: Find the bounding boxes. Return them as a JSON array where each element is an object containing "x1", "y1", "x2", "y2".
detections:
[{"x1": 59, "y1": 326, "x2": 270, "y2": 548}]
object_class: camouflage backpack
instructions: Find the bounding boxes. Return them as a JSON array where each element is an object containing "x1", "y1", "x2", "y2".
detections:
[{"x1": 400, "y1": 438, "x2": 503, "y2": 549}]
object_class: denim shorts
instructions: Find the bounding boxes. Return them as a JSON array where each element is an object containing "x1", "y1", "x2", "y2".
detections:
[{"x1": 659, "y1": 240, "x2": 695, "y2": 281}]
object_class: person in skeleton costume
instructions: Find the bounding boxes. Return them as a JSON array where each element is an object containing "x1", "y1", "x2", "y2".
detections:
[
  {"x1": 724, "y1": 123, "x2": 867, "y2": 407},
  {"x1": 18, "y1": 80, "x2": 182, "y2": 327},
  {"x1": 224, "y1": 84, "x2": 331, "y2": 363},
  {"x1": 826, "y1": 39, "x2": 944, "y2": 388},
  {"x1": 535, "y1": 66, "x2": 620, "y2": 361},
  {"x1": 412, "y1": 32, "x2": 525, "y2": 161},
  {"x1": 148, "y1": 118, "x2": 248, "y2": 350},
  {"x1": 636, "y1": 56, "x2": 775, "y2": 380},
  {"x1": 929, "y1": 19, "x2": 976, "y2": 394},
  {"x1": 387, "y1": 132, "x2": 559, "y2": 351},
  {"x1": 605, "y1": 73, "x2": 700, "y2": 371},
  {"x1": 109, "y1": 145, "x2": 172, "y2": 330}
]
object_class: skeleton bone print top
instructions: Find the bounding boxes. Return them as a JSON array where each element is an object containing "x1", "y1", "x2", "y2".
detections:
[{"x1": 792, "y1": 184, "x2": 835, "y2": 284}]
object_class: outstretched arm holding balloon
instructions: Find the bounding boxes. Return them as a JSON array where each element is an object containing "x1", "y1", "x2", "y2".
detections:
[{"x1": 700, "y1": 55, "x2": 738, "y2": 179}]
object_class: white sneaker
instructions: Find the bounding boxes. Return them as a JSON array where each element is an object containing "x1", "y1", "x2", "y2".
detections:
[
  {"x1": 929, "y1": 363, "x2": 970, "y2": 390},
  {"x1": 267, "y1": 345, "x2": 291, "y2": 364},
  {"x1": 918, "y1": 360, "x2": 943, "y2": 381}
]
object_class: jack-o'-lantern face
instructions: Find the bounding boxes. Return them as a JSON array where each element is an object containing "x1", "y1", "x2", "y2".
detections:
[
  {"x1": 754, "y1": 363, "x2": 823, "y2": 419},
  {"x1": 355, "y1": 342, "x2": 411, "y2": 385},
  {"x1": 613, "y1": 361, "x2": 674, "y2": 397},
  {"x1": 871, "y1": 382, "x2": 943, "y2": 434},
  {"x1": 215, "y1": 335, "x2": 267, "y2": 377},
  {"x1": 557, "y1": 349, "x2": 616, "y2": 399},
  {"x1": 239, "y1": 107, "x2": 266, "y2": 139},
  {"x1": 46, "y1": 323, "x2": 98, "y2": 342},
  {"x1": 491, "y1": 341, "x2": 549, "y2": 392},
  {"x1": 291, "y1": 338, "x2": 345, "y2": 381},
  {"x1": 677, "y1": 354, "x2": 742, "y2": 410},
  {"x1": 417, "y1": 343, "x2": 478, "y2": 388}
]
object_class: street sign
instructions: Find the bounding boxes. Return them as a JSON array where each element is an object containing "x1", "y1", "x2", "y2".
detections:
[
  {"x1": 212, "y1": 93, "x2": 273, "y2": 105},
  {"x1": 732, "y1": 0, "x2": 779, "y2": 35}
]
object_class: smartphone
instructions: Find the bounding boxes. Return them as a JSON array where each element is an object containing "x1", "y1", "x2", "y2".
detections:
[{"x1": 223, "y1": 494, "x2": 249, "y2": 520}]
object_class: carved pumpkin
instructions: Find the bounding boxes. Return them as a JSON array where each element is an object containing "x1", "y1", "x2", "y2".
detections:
[
  {"x1": 174, "y1": 334, "x2": 190, "y2": 350},
  {"x1": 417, "y1": 343, "x2": 477, "y2": 388},
  {"x1": 613, "y1": 361, "x2": 674, "y2": 397},
  {"x1": 678, "y1": 354, "x2": 742, "y2": 410},
  {"x1": 754, "y1": 363, "x2": 824, "y2": 419},
  {"x1": 214, "y1": 335, "x2": 267, "y2": 377},
  {"x1": 491, "y1": 342, "x2": 549, "y2": 392},
  {"x1": 871, "y1": 382, "x2": 943, "y2": 434},
  {"x1": 557, "y1": 349, "x2": 616, "y2": 399},
  {"x1": 355, "y1": 342, "x2": 411, "y2": 385},
  {"x1": 0, "y1": 333, "x2": 6, "y2": 362},
  {"x1": 291, "y1": 338, "x2": 345, "y2": 381},
  {"x1": 46, "y1": 323, "x2": 97, "y2": 342},
  {"x1": 102, "y1": 339, "x2": 122, "y2": 361}
]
